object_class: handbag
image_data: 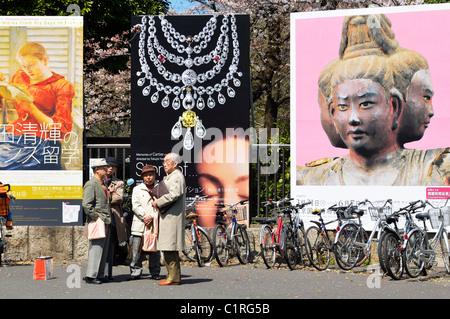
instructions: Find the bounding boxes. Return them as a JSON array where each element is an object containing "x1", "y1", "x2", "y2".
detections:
[
  {"x1": 142, "y1": 215, "x2": 158, "y2": 252},
  {"x1": 149, "y1": 180, "x2": 172, "y2": 213},
  {"x1": 150, "y1": 180, "x2": 169, "y2": 198},
  {"x1": 87, "y1": 217, "x2": 106, "y2": 240}
]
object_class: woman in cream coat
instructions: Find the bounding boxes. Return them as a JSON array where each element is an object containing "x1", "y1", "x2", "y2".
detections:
[
  {"x1": 130, "y1": 165, "x2": 160, "y2": 280},
  {"x1": 152, "y1": 153, "x2": 186, "y2": 285}
]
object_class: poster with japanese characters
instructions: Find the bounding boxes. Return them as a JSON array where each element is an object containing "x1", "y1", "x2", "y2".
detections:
[
  {"x1": 290, "y1": 5, "x2": 450, "y2": 229},
  {"x1": 131, "y1": 14, "x2": 250, "y2": 227},
  {"x1": 0, "y1": 16, "x2": 83, "y2": 225}
]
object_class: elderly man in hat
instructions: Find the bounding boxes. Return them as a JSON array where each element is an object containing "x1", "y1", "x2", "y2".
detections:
[
  {"x1": 83, "y1": 158, "x2": 111, "y2": 284},
  {"x1": 129, "y1": 164, "x2": 161, "y2": 280},
  {"x1": 104, "y1": 157, "x2": 128, "y2": 280}
]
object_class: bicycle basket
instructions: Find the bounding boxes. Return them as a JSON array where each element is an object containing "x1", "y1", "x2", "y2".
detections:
[
  {"x1": 339, "y1": 206, "x2": 359, "y2": 219},
  {"x1": 226, "y1": 206, "x2": 247, "y2": 222},
  {"x1": 368, "y1": 206, "x2": 392, "y2": 221},
  {"x1": 428, "y1": 207, "x2": 450, "y2": 229}
]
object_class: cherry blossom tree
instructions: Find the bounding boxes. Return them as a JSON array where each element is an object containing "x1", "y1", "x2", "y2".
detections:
[{"x1": 84, "y1": 31, "x2": 133, "y2": 136}]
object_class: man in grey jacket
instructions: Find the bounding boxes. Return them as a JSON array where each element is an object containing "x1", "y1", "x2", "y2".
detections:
[
  {"x1": 82, "y1": 158, "x2": 111, "y2": 284},
  {"x1": 129, "y1": 164, "x2": 161, "y2": 280}
]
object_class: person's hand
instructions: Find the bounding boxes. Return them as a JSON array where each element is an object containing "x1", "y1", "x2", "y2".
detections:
[
  {"x1": 143, "y1": 214, "x2": 153, "y2": 226},
  {"x1": 151, "y1": 201, "x2": 158, "y2": 208},
  {"x1": 108, "y1": 185, "x2": 114, "y2": 194}
]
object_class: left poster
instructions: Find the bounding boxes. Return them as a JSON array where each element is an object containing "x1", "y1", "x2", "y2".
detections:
[{"x1": 0, "y1": 16, "x2": 84, "y2": 225}]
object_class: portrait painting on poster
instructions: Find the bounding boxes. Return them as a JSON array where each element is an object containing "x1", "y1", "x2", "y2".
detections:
[
  {"x1": 0, "y1": 16, "x2": 84, "y2": 225},
  {"x1": 290, "y1": 4, "x2": 450, "y2": 227}
]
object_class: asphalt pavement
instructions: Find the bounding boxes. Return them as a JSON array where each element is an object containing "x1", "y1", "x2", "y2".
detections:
[{"x1": 0, "y1": 258, "x2": 449, "y2": 303}]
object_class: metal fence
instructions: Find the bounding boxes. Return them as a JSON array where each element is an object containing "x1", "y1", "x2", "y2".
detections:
[
  {"x1": 251, "y1": 144, "x2": 291, "y2": 221},
  {"x1": 84, "y1": 143, "x2": 131, "y2": 183},
  {"x1": 85, "y1": 143, "x2": 291, "y2": 223}
]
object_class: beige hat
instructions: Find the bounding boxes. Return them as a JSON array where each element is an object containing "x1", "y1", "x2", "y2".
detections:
[{"x1": 91, "y1": 158, "x2": 108, "y2": 168}]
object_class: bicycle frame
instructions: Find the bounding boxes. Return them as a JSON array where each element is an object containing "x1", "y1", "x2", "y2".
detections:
[
  {"x1": 403, "y1": 199, "x2": 450, "y2": 267},
  {"x1": 261, "y1": 198, "x2": 292, "y2": 251},
  {"x1": 213, "y1": 198, "x2": 249, "y2": 265},
  {"x1": 362, "y1": 199, "x2": 393, "y2": 255},
  {"x1": 333, "y1": 202, "x2": 365, "y2": 246},
  {"x1": 189, "y1": 219, "x2": 200, "y2": 245},
  {"x1": 228, "y1": 210, "x2": 239, "y2": 243},
  {"x1": 310, "y1": 206, "x2": 345, "y2": 250}
]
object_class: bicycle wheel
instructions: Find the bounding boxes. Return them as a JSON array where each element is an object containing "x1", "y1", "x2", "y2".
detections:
[
  {"x1": 297, "y1": 225, "x2": 309, "y2": 267},
  {"x1": 235, "y1": 224, "x2": 250, "y2": 264},
  {"x1": 403, "y1": 229, "x2": 426, "y2": 278},
  {"x1": 283, "y1": 226, "x2": 297, "y2": 270},
  {"x1": 376, "y1": 230, "x2": 388, "y2": 273},
  {"x1": 440, "y1": 228, "x2": 450, "y2": 274},
  {"x1": 196, "y1": 227, "x2": 213, "y2": 267},
  {"x1": 305, "y1": 226, "x2": 331, "y2": 271},
  {"x1": 213, "y1": 224, "x2": 229, "y2": 267},
  {"x1": 355, "y1": 229, "x2": 369, "y2": 267},
  {"x1": 182, "y1": 225, "x2": 197, "y2": 262},
  {"x1": 334, "y1": 223, "x2": 362, "y2": 270},
  {"x1": 380, "y1": 232, "x2": 403, "y2": 280},
  {"x1": 260, "y1": 225, "x2": 276, "y2": 268}
]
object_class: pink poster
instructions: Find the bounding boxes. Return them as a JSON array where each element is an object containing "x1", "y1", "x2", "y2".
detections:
[{"x1": 291, "y1": 5, "x2": 450, "y2": 227}]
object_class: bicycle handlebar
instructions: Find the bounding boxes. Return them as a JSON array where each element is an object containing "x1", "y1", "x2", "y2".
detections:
[
  {"x1": 424, "y1": 197, "x2": 450, "y2": 209},
  {"x1": 363, "y1": 198, "x2": 392, "y2": 208},
  {"x1": 295, "y1": 200, "x2": 312, "y2": 209},
  {"x1": 391, "y1": 199, "x2": 426, "y2": 215},
  {"x1": 261, "y1": 197, "x2": 293, "y2": 207},
  {"x1": 214, "y1": 199, "x2": 248, "y2": 209},
  {"x1": 186, "y1": 195, "x2": 209, "y2": 208}
]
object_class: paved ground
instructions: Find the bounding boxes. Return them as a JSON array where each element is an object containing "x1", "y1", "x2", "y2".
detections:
[{"x1": 0, "y1": 257, "x2": 449, "y2": 302}]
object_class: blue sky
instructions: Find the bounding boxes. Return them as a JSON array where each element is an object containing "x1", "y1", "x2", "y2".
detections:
[{"x1": 169, "y1": 0, "x2": 196, "y2": 12}]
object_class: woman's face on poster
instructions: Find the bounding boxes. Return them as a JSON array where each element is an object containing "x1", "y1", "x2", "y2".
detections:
[
  {"x1": 196, "y1": 137, "x2": 249, "y2": 227},
  {"x1": 18, "y1": 55, "x2": 47, "y2": 81}
]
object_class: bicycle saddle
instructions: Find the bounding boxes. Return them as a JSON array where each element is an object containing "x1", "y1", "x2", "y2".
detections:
[
  {"x1": 415, "y1": 212, "x2": 430, "y2": 221},
  {"x1": 352, "y1": 209, "x2": 364, "y2": 217},
  {"x1": 185, "y1": 212, "x2": 198, "y2": 219},
  {"x1": 386, "y1": 215, "x2": 398, "y2": 224},
  {"x1": 312, "y1": 209, "x2": 323, "y2": 215},
  {"x1": 262, "y1": 218, "x2": 277, "y2": 224}
]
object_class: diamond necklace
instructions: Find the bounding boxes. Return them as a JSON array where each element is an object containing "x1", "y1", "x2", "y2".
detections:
[{"x1": 136, "y1": 14, "x2": 243, "y2": 150}]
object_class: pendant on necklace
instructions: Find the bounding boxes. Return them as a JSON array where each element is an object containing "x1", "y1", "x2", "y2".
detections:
[
  {"x1": 181, "y1": 69, "x2": 197, "y2": 87},
  {"x1": 182, "y1": 90, "x2": 195, "y2": 110},
  {"x1": 170, "y1": 110, "x2": 206, "y2": 150}
]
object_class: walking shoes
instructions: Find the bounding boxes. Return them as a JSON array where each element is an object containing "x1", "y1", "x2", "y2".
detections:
[{"x1": 158, "y1": 279, "x2": 180, "y2": 286}]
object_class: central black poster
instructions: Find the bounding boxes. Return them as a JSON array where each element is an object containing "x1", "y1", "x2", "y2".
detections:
[{"x1": 131, "y1": 14, "x2": 250, "y2": 227}]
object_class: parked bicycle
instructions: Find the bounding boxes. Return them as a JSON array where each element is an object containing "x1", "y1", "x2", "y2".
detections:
[
  {"x1": 182, "y1": 195, "x2": 213, "y2": 267},
  {"x1": 333, "y1": 201, "x2": 373, "y2": 270},
  {"x1": 259, "y1": 198, "x2": 311, "y2": 270},
  {"x1": 0, "y1": 182, "x2": 14, "y2": 267},
  {"x1": 212, "y1": 199, "x2": 250, "y2": 267},
  {"x1": 333, "y1": 199, "x2": 392, "y2": 271},
  {"x1": 305, "y1": 202, "x2": 363, "y2": 271},
  {"x1": 259, "y1": 198, "x2": 289, "y2": 269},
  {"x1": 378, "y1": 200, "x2": 424, "y2": 280},
  {"x1": 402, "y1": 198, "x2": 450, "y2": 278},
  {"x1": 284, "y1": 200, "x2": 312, "y2": 270}
]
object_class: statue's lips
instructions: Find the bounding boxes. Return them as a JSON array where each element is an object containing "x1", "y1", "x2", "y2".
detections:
[{"x1": 347, "y1": 129, "x2": 366, "y2": 139}]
